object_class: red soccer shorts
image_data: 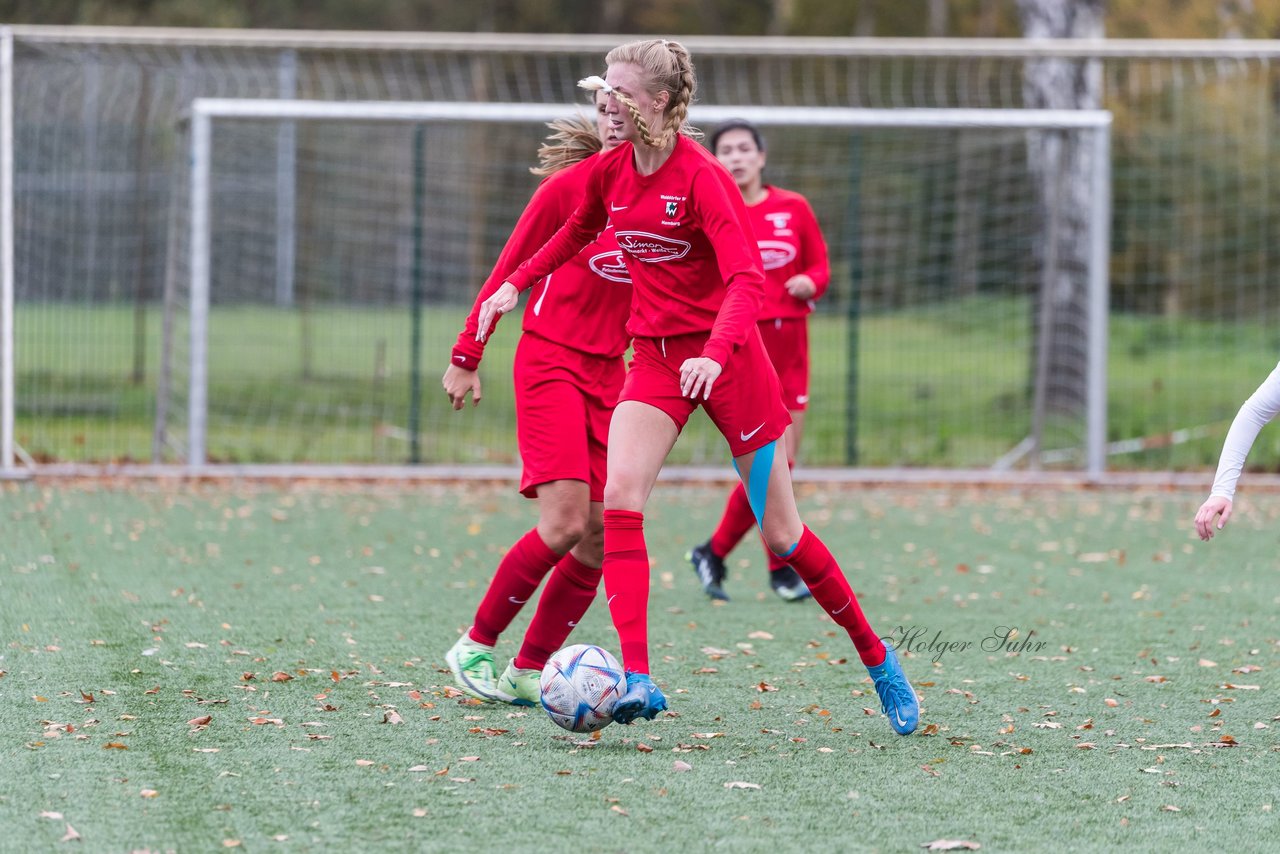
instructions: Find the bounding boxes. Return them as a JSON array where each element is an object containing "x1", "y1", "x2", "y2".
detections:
[
  {"x1": 758, "y1": 316, "x2": 810, "y2": 411},
  {"x1": 621, "y1": 327, "x2": 791, "y2": 458},
  {"x1": 513, "y1": 332, "x2": 623, "y2": 502}
]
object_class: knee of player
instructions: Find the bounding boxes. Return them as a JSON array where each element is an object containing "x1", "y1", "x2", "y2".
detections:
[
  {"x1": 539, "y1": 510, "x2": 591, "y2": 553},
  {"x1": 760, "y1": 522, "x2": 803, "y2": 557},
  {"x1": 602, "y1": 483, "x2": 648, "y2": 513}
]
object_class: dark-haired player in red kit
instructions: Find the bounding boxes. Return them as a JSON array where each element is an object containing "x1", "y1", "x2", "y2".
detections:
[
  {"x1": 688, "y1": 118, "x2": 830, "y2": 603},
  {"x1": 442, "y1": 93, "x2": 632, "y2": 707},
  {"x1": 477, "y1": 38, "x2": 919, "y2": 735}
]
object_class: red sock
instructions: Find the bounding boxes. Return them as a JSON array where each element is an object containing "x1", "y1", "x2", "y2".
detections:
[
  {"x1": 470, "y1": 528, "x2": 560, "y2": 647},
  {"x1": 787, "y1": 527, "x2": 886, "y2": 667},
  {"x1": 709, "y1": 482, "x2": 756, "y2": 558},
  {"x1": 602, "y1": 509, "x2": 650, "y2": 674},
  {"x1": 513, "y1": 552, "x2": 601, "y2": 671}
]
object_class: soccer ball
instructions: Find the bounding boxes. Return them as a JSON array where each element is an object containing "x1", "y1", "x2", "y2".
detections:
[{"x1": 539, "y1": 643, "x2": 626, "y2": 733}]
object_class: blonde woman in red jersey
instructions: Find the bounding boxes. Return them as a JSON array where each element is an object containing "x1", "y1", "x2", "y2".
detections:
[
  {"x1": 688, "y1": 119, "x2": 830, "y2": 603},
  {"x1": 477, "y1": 39, "x2": 918, "y2": 734},
  {"x1": 441, "y1": 93, "x2": 633, "y2": 707}
]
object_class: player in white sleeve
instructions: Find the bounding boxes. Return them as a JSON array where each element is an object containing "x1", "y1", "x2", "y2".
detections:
[{"x1": 1194, "y1": 361, "x2": 1280, "y2": 540}]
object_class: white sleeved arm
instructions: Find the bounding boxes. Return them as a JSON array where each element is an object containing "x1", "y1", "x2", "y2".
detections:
[{"x1": 1209, "y1": 360, "x2": 1280, "y2": 501}]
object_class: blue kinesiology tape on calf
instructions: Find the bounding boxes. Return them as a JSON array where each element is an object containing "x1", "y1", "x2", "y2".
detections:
[{"x1": 731, "y1": 439, "x2": 776, "y2": 531}]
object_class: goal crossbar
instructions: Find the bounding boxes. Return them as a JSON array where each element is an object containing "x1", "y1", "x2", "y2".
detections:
[{"x1": 179, "y1": 97, "x2": 1111, "y2": 475}]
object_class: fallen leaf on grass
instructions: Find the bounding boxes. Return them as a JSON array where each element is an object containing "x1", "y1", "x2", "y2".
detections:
[
  {"x1": 921, "y1": 841, "x2": 980, "y2": 851},
  {"x1": 673, "y1": 761, "x2": 692, "y2": 772},
  {"x1": 140, "y1": 789, "x2": 158, "y2": 799},
  {"x1": 382, "y1": 711, "x2": 404, "y2": 725},
  {"x1": 270, "y1": 672, "x2": 293, "y2": 683},
  {"x1": 249, "y1": 717, "x2": 283, "y2": 726},
  {"x1": 408, "y1": 765, "x2": 430, "y2": 772},
  {"x1": 636, "y1": 743, "x2": 654, "y2": 753},
  {"x1": 691, "y1": 732, "x2": 725, "y2": 739},
  {"x1": 61, "y1": 824, "x2": 80, "y2": 842},
  {"x1": 611, "y1": 805, "x2": 629, "y2": 816},
  {"x1": 355, "y1": 759, "x2": 375, "y2": 766},
  {"x1": 38, "y1": 811, "x2": 63, "y2": 820},
  {"x1": 724, "y1": 781, "x2": 761, "y2": 790},
  {"x1": 1161, "y1": 805, "x2": 1180, "y2": 812},
  {"x1": 103, "y1": 742, "x2": 127, "y2": 750},
  {"x1": 187, "y1": 715, "x2": 212, "y2": 728}
]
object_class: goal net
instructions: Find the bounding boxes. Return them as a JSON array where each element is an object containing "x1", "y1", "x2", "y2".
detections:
[{"x1": 155, "y1": 98, "x2": 1110, "y2": 473}]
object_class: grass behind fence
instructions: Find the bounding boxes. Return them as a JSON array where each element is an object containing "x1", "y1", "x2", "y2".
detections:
[
  {"x1": 14, "y1": 299, "x2": 1280, "y2": 468},
  {"x1": 2, "y1": 482, "x2": 1278, "y2": 852}
]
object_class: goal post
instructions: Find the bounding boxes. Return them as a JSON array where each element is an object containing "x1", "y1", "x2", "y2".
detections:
[{"x1": 163, "y1": 97, "x2": 1111, "y2": 474}]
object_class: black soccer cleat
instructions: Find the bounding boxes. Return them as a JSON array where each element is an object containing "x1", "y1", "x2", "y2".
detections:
[
  {"x1": 768, "y1": 565, "x2": 812, "y2": 602},
  {"x1": 687, "y1": 541, "x2": 729, "y2": 601}
]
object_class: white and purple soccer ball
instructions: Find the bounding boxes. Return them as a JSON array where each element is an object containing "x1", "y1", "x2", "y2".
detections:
[{"x1": 539, "y1": 643, "x2": 626, "y2": 733}]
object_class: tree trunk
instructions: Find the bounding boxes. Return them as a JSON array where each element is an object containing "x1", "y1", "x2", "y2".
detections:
[{"x1": 1018, "y1": 0, "x2": 1104, "y2": 425}]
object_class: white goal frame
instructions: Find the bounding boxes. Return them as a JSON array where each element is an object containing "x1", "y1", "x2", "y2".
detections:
[{"x1": 170, "y1": 97, "x2": 1111, "y2": 476}]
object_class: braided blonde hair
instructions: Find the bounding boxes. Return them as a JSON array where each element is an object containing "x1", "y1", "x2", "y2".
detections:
[
  {"x1": 580, "y1": 38, "x2": 700, "y2": 149},
  {"x1": 529, "y1": 112, "x2": 603, "y2": 177}
]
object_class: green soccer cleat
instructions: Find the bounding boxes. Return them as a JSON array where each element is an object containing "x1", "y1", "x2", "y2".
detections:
[
  {"x1": 495, "y1": 659, "x2": 541, "y2": 707},
  {"x1": 445, "y1": 630, "x2": 500, "y2": 702}
]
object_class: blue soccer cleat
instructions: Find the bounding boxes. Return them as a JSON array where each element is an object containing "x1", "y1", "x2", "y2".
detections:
[
  {"x1": 867, "y1": 640, "x2": 920, "y2": 735},
  {"x1": 612, "y1": 672, "x2": 668, "y2": 724}
]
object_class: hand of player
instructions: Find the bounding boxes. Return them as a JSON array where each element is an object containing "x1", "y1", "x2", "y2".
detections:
[
  {"x1": 680, "y1": 356, "x2": 723, "y2": 400},
  {"x1": 476, "y1": 282, "x2": 520, "y2": 342},
  {"x1": 442, "y1": 363, "x2": 482, "y2": 410},
  {"x1": 784, "y1": 274, "x2": 816, "y2": 300},
  {"x1": 1194, "y1": 496, "x2": 1232, "y2": 541}
]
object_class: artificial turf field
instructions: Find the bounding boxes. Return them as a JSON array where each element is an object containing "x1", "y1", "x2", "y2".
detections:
[{"x1": 2, "y1": 480, "x2": 1278, "y2": 852}]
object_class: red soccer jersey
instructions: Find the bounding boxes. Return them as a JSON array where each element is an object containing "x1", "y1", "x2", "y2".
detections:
[
  {"x1": 506, "y1": 135, "x2": 765, "y2": 369},
  {"x1": 451, "y1": 155, "x2": 632, "y2": 370},
  {"x1": 746, "y1": 186, "x2": 830, "y2": 320}
]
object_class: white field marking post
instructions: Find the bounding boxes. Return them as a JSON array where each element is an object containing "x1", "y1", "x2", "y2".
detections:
[
  {"x1": 0, "y1": 28, "x2": 14, "y2": 476},
  {"x1": 185, "y1": 98, "x2": 1111, "y2": 473}
]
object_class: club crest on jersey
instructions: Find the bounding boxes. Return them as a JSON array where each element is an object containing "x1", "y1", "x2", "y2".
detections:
[
  {"x1": 765, "y1": 212, "x2": 794, "y2": 235},
  {"x1": 665, "y1": 200, "x2": 678, "y2": 217},
  {"x1": 615, "y1": 231, "x2": 692, "y2": 263}
]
